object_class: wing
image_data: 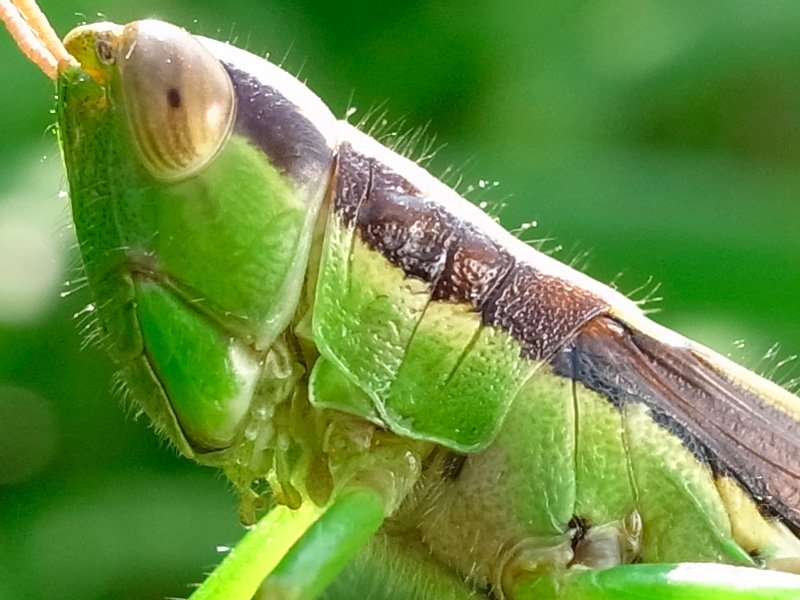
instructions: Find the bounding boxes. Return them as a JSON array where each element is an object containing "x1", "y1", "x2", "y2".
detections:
[{"x1": 551, "y1": 313, "x2": 800, "y2": 534}]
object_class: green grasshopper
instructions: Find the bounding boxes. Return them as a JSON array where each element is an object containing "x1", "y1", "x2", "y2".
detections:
[{"x1": 3, "y1": 1, "x2": 800, "y2": 598}]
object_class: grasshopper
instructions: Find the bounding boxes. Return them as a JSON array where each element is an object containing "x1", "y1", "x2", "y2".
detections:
[{"x1": 3, "y1": 1, "x2": 800, "y2": 598}]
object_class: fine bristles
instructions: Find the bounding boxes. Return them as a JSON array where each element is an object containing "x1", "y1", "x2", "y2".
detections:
[{"x1": 0, "y1": 0, "x2": 76, "y2": 80}]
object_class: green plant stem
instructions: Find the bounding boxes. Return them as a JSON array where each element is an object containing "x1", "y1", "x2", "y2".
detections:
[{"x1": 189, "y1": 499, "x2": 325, "y2": 600}]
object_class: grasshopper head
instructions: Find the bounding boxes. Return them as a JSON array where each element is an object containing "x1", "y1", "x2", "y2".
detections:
[{"x1": 57, "y1": 20, "x2": 337, "y2": 457}]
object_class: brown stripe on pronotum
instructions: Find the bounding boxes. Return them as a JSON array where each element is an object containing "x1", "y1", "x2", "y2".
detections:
[
  {"x1": 332, "y1": 139, "x2": 611, "y2": 361},
  {"x1": 0, "y1": 0, "x2": 76, "y2": 79}
]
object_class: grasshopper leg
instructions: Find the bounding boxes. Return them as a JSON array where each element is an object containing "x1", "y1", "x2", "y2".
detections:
[
  {"x1": 189, "y1": 487, "x2": 385, "y2": 600},
  {"x1": 510, "y1": 563, "x2": 800, "y2": 600},
  {"x1": 259, "y1": 487, "x2": 386, "y2": 600}
]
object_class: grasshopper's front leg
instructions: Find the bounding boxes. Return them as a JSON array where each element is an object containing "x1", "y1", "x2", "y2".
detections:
[
  {"x1": 260, "y1": 488, "x2": 385, "y2": 600},
  {"x1": 190, "y1": 487, "x2": 385, "y2": 600},
  {"x1": 510, "y1": 563, "x2": 800, "y2": 600}
]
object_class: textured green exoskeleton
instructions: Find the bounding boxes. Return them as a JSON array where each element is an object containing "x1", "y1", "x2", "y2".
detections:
[{"x1": 5, "y1": 4, "x2": 800, "y2": 599}]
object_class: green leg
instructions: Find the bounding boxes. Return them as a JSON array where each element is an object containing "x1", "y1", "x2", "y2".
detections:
[
  {"x1": 511, "y1": 563, "x2": 800, "y2": 600},
  {"x1": 259, "y1": 488, "x2": 385, "y2": 600},
  {"x1": 189, "y1": 487, "x2": 385, "y2": 600}
]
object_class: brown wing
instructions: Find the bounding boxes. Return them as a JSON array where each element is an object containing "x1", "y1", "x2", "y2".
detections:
[{"x1": 551, "y1": 314, "x2": 800, "y2": 533}]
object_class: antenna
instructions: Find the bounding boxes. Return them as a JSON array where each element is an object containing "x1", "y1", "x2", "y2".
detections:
[{"x1": 1, "y1": 0, "x2": 77, "y2": 80}]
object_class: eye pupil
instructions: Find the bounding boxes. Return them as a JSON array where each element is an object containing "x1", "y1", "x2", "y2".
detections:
[{"x1": 167, "y1": 88, "x2": 182, "y2": 108}]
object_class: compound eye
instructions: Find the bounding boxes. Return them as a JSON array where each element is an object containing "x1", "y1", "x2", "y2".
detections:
[{"x1": 117, "y1": 20, "x2": 236, "y2": 182}]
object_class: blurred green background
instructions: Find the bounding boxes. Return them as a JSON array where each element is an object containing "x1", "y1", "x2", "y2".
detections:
[{"x1": 1, "y1": 1, "x2": 800, "y2": 598}]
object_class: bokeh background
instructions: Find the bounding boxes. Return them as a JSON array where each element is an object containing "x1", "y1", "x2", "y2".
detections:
[{"x1": 2, "y1": 1, "x2": 800, "y2": 598}]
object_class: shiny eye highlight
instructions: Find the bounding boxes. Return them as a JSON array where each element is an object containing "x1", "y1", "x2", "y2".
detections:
[{"x1": 116, "y1": 20, "x2": 236, "y2": 182}]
